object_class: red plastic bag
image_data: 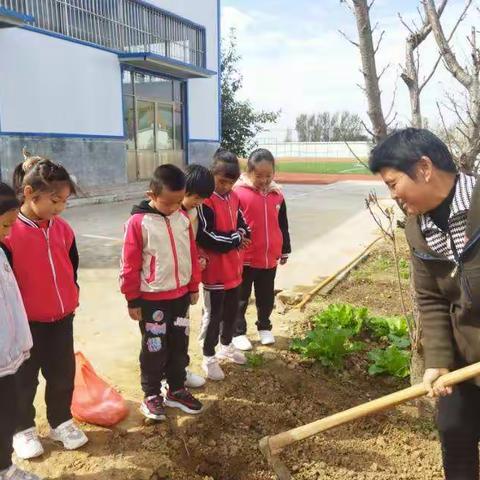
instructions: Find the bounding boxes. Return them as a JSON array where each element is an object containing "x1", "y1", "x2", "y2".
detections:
[{"x1": 71, "y1": 352, "x2": 129, "y2": 427}]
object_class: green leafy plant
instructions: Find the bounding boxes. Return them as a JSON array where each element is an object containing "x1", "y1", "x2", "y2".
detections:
[
  {"x1": 245, "y1": 352, "x2": 265, "y2": 368},
  {"x1": 366, "y1": 315, "x2": 408, "y2": 340},
  {"x1": 313, "y1": 304, "x2": 368, "y2": 335},
  {"x1": 291, "y1": 327, "x2": 363, "y2": 369},
  {"x1": 368, "y1": 346, "x2": 411, "y2": 378}
]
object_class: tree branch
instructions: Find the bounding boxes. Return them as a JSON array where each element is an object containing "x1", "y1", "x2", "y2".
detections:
[
  {"x1": 338, "y1": 29, "x2": 360, "y2": 48},
  {"x1": 374, "y1": 29, "x2": 386, "y2": 54}
]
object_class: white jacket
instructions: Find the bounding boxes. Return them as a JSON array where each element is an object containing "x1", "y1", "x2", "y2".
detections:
[{"x1": 0, "y1": 247, "x2": 32, "y2": 377}]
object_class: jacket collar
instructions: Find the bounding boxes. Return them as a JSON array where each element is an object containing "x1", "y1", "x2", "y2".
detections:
[
  {"x1": 406, "y1": 172, "x2": 480, "y2": 255},
  {"x1": 235, "y1": 173, "x2": 282, "y2": 194},
  {"x1": 17, "y1": 212, "x2": 53, "y2": 229}
]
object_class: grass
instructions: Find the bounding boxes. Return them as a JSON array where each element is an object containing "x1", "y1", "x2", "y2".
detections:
[{"x1": 275, "y1": 161, "x2": 371, "y2": 175}]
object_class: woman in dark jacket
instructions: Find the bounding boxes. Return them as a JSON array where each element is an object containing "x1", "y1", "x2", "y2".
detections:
[{"x1": 370, "y1": 128, "x2": 480, "y2": 480}]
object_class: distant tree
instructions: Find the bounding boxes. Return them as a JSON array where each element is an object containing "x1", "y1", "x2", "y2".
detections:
[
  {"x1": 221, "y1": 29, "x2": 280, "y2": 157},
  {"x1": 294, "y1": 110, "x2": 367, "y2": 141},
  {"x1": 284, "y1": 128, "x2": 293, "y2": 142}
]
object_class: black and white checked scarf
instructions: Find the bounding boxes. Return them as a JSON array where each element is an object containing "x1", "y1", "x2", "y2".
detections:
[{"x1": 419, "y1": 172, "x2": 476, "y2": 260}]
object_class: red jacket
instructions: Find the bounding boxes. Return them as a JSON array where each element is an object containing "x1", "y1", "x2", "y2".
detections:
[
  {"x1": 120, "y1": 201, "x2": 200, "y2": 307},
  {"x1": 197, "y1": 191, "x2": 250, "y2": 290},
  {"x1": 235, "y1": 175, "x2": 291, "y2": 269},
  {"x1": 3, "y1": 213, "x2": 79, "y2": 323}
]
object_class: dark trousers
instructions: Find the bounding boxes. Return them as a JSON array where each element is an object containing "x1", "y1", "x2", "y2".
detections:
[
  {"x1": 437, "y1": 383, "x2": 480, "y2": 479},
  {"x1": 16, "y1": 314, "x2": 75, "y2": 431},
  {"x1": 139, "y1": 295, "x2": 190, "y2": 396},
  {"x1": 0, "y1": 375, "x2": 16, "y2": 471},
  {"x1": 235, "y1": 266, "x2": 277, "y2": 336},
  {"x1": 202, "y1": 287, "x2": 240, "y2": 357}
]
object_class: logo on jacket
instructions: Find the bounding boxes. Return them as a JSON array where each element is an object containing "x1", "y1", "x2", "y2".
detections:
[{"x1": 152, "y1": 310, "x2": 164, "y2": 323}]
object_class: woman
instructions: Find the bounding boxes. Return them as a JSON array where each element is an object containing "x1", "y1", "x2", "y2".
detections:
[{"x1": 370, "y1": 128, "x2": 480, "y2": 480}]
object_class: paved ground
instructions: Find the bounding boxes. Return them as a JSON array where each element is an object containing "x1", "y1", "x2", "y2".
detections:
[{"x1": 64, "y1": 180, "x2": 388, "y2": 278}]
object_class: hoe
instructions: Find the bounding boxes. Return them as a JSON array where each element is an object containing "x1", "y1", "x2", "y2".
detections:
[{"x1": 260, "y1": 362, "x2": 480, "y2": 479}]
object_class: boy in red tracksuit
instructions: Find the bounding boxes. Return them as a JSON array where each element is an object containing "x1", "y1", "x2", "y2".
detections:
[
  {"x1": 120, "y1": 164, "x2": 203, "y2": 420},
  {"x1": 197, "y1": 149, "x2": 251, "y2": 381},
  {"x1": 233, "y1": 148, "x2": 291, "y2": 350}
]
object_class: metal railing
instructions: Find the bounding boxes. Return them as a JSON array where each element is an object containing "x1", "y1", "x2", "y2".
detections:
[{"x1": 0, "y1": 0, "x2": 206, "y2": 68}]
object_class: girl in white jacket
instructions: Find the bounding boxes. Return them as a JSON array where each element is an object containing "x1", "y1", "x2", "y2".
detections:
[{"x1": 0, "y1": 183, "x2": 40, "y2": 480}]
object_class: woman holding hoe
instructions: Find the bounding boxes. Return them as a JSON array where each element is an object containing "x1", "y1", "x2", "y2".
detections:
[{"x1": 370, "y1": 128, "x2": 480, "y2": 480}]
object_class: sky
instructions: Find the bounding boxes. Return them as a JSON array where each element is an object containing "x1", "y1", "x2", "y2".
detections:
[{"x1": 221, "y1": 0, "x2": 478, "y2": 139}]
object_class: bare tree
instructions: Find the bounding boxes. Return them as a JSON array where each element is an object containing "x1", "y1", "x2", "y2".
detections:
[
  {"x1": 340, "y1": 0, "x2": 396, "y2": 141},
  {"x1": 399, "y1": 1, "x2": 447, "y2": 128},
  {"x1": 423, "y1": 0, "x2": 478, "y2": 171}
]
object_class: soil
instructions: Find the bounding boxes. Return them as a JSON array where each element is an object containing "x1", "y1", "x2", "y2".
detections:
[{"x1": 18, "y1": 237, "x2": 444, "y2": 480}]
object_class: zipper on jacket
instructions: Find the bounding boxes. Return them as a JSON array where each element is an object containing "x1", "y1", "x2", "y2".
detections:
[
  {"x1": 165, "y1": 217, "x2": 181, "y2": 289},
  {"x1": 263, "y1": 194, "x2": 269, "y2": 268},
  {"x1": 43, "y1": 229, "x2": 65, "y2": 314},
  {"x1": 226, "y1": 197, "x2": 242, "y2": 275}
]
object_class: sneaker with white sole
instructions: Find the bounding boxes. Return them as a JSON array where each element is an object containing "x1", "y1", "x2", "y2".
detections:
[
  {"x1": 49, "y1": 420, "x2": 88, "y2": 450},
  {"x1": 164, "y1": 388, "x2": 203, "y2": 414},
  {"x1": 258, "y1": 330, "x2": 275, "y2": 345},
  {"x1": 216, "y1": 344, "x2": 247, "y2": 365},
  {"x1": 12, "y1": 428, "x2": 44, "y2": 460},
  {"x1": 185, "y1": 370, "x2": 206, "y2": 388},
  {"x1": 0, "y1": 465, "x2": 42, "y2": 480},
  {"x1": 202, "y1": 356, "x2": 225, "y2": 381},
  {"x1": 140, "y1": 395, "x2": 166, "y2": 421},
  {"x1": 232, "y1": 335, "x2": 253, "y2": 351}
]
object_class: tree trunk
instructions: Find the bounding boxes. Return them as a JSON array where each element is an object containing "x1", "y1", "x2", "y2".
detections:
[
  {"x1": 352, "y1": 0, "x2": 387, "y2": 141},
  {"x1": 403, "y1": 40, "x2": 422, "y2": 128}
]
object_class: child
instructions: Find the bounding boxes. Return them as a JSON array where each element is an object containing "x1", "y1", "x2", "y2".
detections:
[
  {"x1": 120, "y1": 164, "x2": 203, "y2": 420},
  {"x1": 197, "y1": 149, "x2": 251, "y2": 381},
  {"x1": 0, "y1": 183, "x2": 41, "y2": 480},
  {"x1": 3, "y1": 155, "x2": 88, "y2": 461},
  {"x1": 179, "y1": 164, "x2": 215, "y2": 389},
  {"x1": 233, "y1": 148, "x2": 291, "y2": 350}
]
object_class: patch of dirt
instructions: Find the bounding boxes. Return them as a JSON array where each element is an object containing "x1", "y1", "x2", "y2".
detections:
[{"x1": 18, "y1": 236, "x2": 444, "y2": 480}]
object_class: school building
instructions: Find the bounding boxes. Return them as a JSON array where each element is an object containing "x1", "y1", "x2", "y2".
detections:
[{"x1": 0, "y1": 1, "x2": 220, "y2": 187}]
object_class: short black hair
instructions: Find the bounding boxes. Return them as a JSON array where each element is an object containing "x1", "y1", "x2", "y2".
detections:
[
  {"x1": 247, "y1": 148, "x2": 275, "y2": 172},
  {"x1": 211, "y1": 148, "x2": 240, "y2": 180},
  {"x1": 369, "y1": 128, "x2": 457, "y2": 176},
  {"x1": 0, "y1": 182, "x2": 20, "y2": 215},
  {"x1": 150, "y1": 164, "x2": 186, "y2": 195},
  {"x1": 185, "y1": 164, "x2": 215, "y2": 198}
]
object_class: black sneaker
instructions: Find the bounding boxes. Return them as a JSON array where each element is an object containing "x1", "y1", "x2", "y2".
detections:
[
  {"x1": 164, "y1": 388, "x2": 203, "y2": 414},
  {"x1": 140, "y1": 395, "x2": 166, "y2": 421}
]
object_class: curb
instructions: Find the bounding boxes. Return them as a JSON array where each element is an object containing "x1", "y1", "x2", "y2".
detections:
[{"x1": 68, "y1": 191, "x2": 145, "y2": 208}]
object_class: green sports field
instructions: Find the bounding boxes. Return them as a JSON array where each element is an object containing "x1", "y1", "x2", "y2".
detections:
[{"x1": 276, "y1": 160, "x2": 371, "y2": 175}]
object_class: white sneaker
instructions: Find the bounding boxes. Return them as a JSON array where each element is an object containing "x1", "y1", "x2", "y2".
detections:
[
  {"x1": 202, "y1": 356, "x2": 225, "y2": 381},
  {"x1": 185, "y1": 370, "x2": 206, "y2": 388},
  {"x1": 12, "y1": 428, "x2": 44, "y2": 460},
  {"x1": 258, "y1": 330, "x2": 275, "y2": 345},
  {"x1": 0, "y1": 465, "x2": 42, "y2": 480},
  {"x1": 232, "y1": 335, "x2": 253, "y2": 351},
  {"x1": 216, "y1": 344, "x2": 247, "y2": 365},
  {"x1": 49, "y1": 420, "x2": 88, "y2": 450}
]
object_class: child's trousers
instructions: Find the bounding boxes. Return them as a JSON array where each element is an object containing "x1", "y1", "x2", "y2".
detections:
[
  {"x1": 235, "y1": 266, "x2": 277, "y2": 336},
  {"x1": 437, "y1": 382, "x2": 480, "y2": 479},
  {"x1": 139, "y1": 295, "x2": 190, "y2": 395},
  {"x1": 15, "y1": 314, "x2": 75, "y2": 432},
  {"x1": 201, "y1": 287, "x2": 240, "y2": 357},
  {"x1": 0, "y1": 375, "x2": 16, "y2": 470}
]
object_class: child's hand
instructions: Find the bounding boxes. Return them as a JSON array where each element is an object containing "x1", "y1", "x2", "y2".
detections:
[
  {"x1": 280, "y1": 257, "x2": 288, "y2": 265},
  {"x1": 128, "y1": 307, "x2": 142, "y2": 321},
  {"x1": 190, "y1": 292, "x2": 199, "y2": 305},
  {"x1": 199, "y1": 257, "x2": 208, "y2": 271},
  {"x1": 423, "y1": 368, "x2": 452, "y2": 398},
  {"x1": 241, "y1": 237, "x2": 252, "y2": 249}
]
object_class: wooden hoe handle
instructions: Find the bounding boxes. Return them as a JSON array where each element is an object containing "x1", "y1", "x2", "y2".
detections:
[{"x1": 264, "y1": 362, "x2": 480, "y2": 456}]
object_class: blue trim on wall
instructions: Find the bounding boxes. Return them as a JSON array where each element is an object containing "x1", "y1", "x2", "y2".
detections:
[
  {"x1": 217, "y1": 0, "x2": 222, "y2": 144},
  {"x1": 184, "y1": 81, "x2": 190, "y2": 165},
  {"x1": 189, "y1": 139, "x2": 220, "y2": 144},
  {"x1": 0, "y1": 6, "x2": 34, "y2": 23},
  {"x1": 0, "y1": 132, "x2": 125, "y2": 139},
  {"x1": 119, "y1": 52, "x2": 216, "y2": 77}
]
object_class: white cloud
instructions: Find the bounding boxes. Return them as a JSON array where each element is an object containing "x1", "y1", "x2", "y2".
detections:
[{"x1": 221, "y1": 1, "x2": 476, "y2": 136}]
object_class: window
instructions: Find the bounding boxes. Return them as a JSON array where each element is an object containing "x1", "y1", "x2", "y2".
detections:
[{"x1": 122, "y1": 67, "x2": 184, "y2": 156}]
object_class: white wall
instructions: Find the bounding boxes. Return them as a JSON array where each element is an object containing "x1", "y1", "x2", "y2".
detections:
[
  {"x1": 146, "y1": 0, "x2": 220, "y2": 141},
  {"x1": 0, "y1": 28, "x2": 123, "y2": 136}
]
